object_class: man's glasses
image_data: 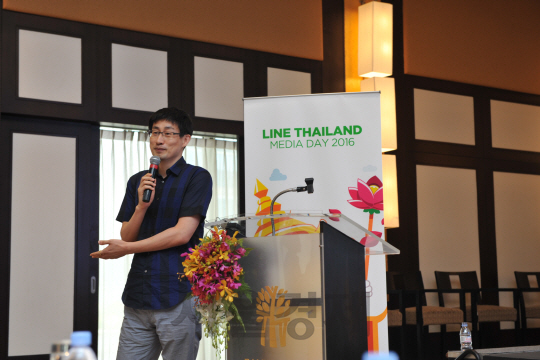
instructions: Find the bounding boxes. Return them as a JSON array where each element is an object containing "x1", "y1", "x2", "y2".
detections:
[{"x1": 148, "y1": 131, "x2": 181, "y2": 138}]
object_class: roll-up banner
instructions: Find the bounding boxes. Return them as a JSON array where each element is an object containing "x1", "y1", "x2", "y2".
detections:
[{"x1": 244, "y1": 92, "x2": 388, "y2": 353}]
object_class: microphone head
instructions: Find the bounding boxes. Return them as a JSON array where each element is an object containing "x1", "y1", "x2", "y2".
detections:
[
  {"x1": 305, "y1": 177, "x2": 314, "y2": 194},
  {"x1": 149, "y1": 156, "x2": 161, "y2": 165}
]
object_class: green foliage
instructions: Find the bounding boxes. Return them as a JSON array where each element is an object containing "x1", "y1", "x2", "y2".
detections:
[{"x1": 363, "y1": 209, "x2": 380, "y2": 215}]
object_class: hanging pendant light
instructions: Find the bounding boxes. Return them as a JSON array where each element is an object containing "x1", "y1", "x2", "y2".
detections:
[
  {"x1": 382, "y1": 154, "x2": 399, "y2": 228},
  {"x1": 361, "y1": 77, "x2": 396, "y2": 152},
  {"x1": 358, "y1": 1, "x2": 393, "y2": 78}
]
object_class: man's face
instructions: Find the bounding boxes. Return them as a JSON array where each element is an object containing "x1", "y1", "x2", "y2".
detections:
[{"x1": 150, "y1": 120, "x2": 191, "y2": 163}]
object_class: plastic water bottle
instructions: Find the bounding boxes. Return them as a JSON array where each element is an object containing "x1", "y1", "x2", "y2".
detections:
[
  {"x1": 67, "y1": 331, "x2": 97, "y2": 360},
  {"x1": 50, "y1": 340, "x2": 70, "y2": 360},
  {"x1": 460, "y1": 322, "x2": 473, "y2": 350},
  {"x1": 362, "y1": 351, "x2": 399, "y2": 360}
]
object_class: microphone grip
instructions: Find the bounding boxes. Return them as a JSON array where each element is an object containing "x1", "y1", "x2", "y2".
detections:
[
  {"x1": 142, "y1": 189, "x2": 152, "y2": 202},
  {"x1": 142, "y1": 165, "x2": 158, "y2": 203}
]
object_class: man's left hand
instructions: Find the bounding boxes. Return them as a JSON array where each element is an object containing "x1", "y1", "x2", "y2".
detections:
[{"x1": 90, "y1": 240, "x2": 131, "y2": 259}]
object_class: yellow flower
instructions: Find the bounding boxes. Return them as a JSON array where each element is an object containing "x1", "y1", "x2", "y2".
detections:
[
  {"x1": 206, "y1": 253, "x2": 219, "y2": 264},
  {"x1": 218, "y1": 280, "x2": 238, "y2": 303},
  {"x1": 218, "y1": 250, "x2": 229, "y2": 261}
]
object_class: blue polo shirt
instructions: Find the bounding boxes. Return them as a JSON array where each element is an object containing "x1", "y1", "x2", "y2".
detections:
[{"x1": 116, "y1": 156, "x2": 212, "y2": 310}]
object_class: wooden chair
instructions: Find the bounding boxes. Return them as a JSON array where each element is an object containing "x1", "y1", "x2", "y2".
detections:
[
  {"x1": 514, "y1": 271, "x2": 540, "y2": 344},
  {"x1": 387, "y1": 308, "x2": 403, "y2": 327},
  {"x1": 388, "y1": 271, "x2": 463, "y2": 359},
  {"x1": 434, "y1": 271, "x2": 518, "y2": 347}
]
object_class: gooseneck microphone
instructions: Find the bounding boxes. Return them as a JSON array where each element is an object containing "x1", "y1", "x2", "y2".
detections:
[
  {"x1": 270, "y1": 178, "x2": 314, "y2": 235},
  {"x1": 142, "y1": 156, "x2": 161, "y2": 202}
]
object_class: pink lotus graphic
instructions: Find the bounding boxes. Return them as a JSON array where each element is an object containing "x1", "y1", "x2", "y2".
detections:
[
  {"x1": 347, "y1": 175, "x2": 385, "y2": 280},
  {"x1": 360, "y1": 231, "x2": 382, "y2": 248},
  {"x1": 347, "y1": 176, "x2": 384, "y2": 213},
  {"x1": 328, "y1": 208, "x2": 341, "y2": 222}
]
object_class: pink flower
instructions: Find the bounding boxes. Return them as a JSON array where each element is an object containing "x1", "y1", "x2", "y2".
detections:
[
  {"x1": 328, "y1": 209, "x2": 341, "y2": 222},
  {"x1": 232, "y1": 263, "x2": 242, "y2": 276},
  {"x1": 236, "y1": 247, "x2": 246, "y2": 256},
  {"x1": 206, "y1": 283, "x2": 219, "y2": 295},
  {"x1": 227, "y1": 278, "x2": 241, "y2": 289},
  {"x1": 360, "y1": 231, "x2": 382, "y2": 247},
  {"x1": 347, "y1": 176, "x2": 383, "y2": 212},
  {"x1": 220, "y1": 264, "x2": 229, "y2": 272}
]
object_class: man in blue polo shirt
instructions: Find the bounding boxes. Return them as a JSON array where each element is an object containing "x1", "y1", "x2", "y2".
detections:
[{"x1": 91, "y1": 107, "x2": 212, "y2": 360}]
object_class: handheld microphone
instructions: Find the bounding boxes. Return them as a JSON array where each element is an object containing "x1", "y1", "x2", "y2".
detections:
[{"x1": 142, "y1": 156, "x2": 161, "y2": 202}]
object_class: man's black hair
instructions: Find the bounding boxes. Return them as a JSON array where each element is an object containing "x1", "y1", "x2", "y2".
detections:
[{"x1": 148, "y1": 107, "x2": 193, "y2": 136}]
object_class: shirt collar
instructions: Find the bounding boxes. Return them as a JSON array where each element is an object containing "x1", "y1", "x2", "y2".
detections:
[{"x1": 166, "y1": 156, "x2": 186, "y2": 177}]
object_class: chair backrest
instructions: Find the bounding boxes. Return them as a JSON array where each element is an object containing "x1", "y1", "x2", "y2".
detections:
[
  {"x1": 387, "y1": 271, "x2": 427, "y2": 308},
  {"x1": 386, "y1": 271, "x2": 399, "y2": 310},
  {"x1": 434, "y1": 271, "x2": 481, "y2": 306},
  {"x1": 515, "y1": 271, "x2": 540, "y2": 289},
  {"x1": 515, "y1": 271, "x2": 540, "y2": 312}
]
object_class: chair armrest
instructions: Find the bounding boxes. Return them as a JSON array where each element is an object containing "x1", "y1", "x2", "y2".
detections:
[
  {"x1": 387, "y1": 289, "x2": 405, "y2": 312},
  {"x1": 477, "y1": 287, "x2": 519, "y2": 293},
  {"x1": 476, "y1": 288, "x2": 521, "y2": 311}
]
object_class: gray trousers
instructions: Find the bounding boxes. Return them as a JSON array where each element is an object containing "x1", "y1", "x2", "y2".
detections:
[{"x1": 117, "y1": 298, "x2": 202, "y2": 360}]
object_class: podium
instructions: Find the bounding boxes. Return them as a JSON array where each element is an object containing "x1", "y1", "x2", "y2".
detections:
[{"x1": 205, "y1": 213, "x2": 399, "y2": 360}]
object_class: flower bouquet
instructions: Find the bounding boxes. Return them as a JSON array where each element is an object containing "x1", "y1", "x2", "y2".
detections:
[{"x1": 181, "y1": 227, "x2": 252, "y2": 354}]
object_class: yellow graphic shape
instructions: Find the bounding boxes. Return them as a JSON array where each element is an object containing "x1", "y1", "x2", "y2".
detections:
[
  {"x1": 256, "y1": 286, "x2": 291, "y2": 347},
  {"x1": 367, "y1": 308, "x2": 388, "y2": 351},
  {"x1": 254, "y1": 179, "x2": 320, "y2": 237},
  {"x1": 254, "y1": 178, "x2": 284, "y2": 215}
]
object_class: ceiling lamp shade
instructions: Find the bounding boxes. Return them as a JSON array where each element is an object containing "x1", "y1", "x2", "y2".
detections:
[
  {"x1": 382, "y1": 154, "x2": 399, "y2": 228},
  {"x1": 361, "y1": 77, "x2": 396, "y2": 152},
  {"x1": 358, "y1": 1, "x2": 393, "y2": 78}
]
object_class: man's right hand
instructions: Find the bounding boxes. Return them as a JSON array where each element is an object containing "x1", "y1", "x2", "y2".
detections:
[{"x1": 137, "y1": 173, "x2": 156, "y2": 208}]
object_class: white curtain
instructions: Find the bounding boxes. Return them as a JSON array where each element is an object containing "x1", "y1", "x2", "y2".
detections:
[
  {"x1": 98, "y1": 130, "x2": 237, "y2": 360},
  {"x1": 184, "y1": 138, "x2": 238, "y2": 222}
]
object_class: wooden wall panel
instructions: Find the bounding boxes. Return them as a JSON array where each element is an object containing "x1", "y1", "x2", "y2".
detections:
[
  {"x1": 491, "y1": 100, "x2": 540, "y2": 152},
  {"x1": 9, "y1": 133, "x2": 76, "y2": 356},
  {"x1": 403, "y1": 0, "x2": 540, "y2": 95},
  {"x1": 416, "y1": 165, "x2": 481, "y2": 308},
  {"x1": 494, "y1": 172, "x2": 540, "y2": 329},
  {"x1": 4, "y1": 0, "x2": 323, "y2": 60},
  {"x1": 414, "y1": 89, "x2": 475, "y2": 145}
]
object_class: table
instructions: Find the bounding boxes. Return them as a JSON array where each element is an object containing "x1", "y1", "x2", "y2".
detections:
[{"x1": 448, "y1": 346, "x2": 540, "y2": 360}]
